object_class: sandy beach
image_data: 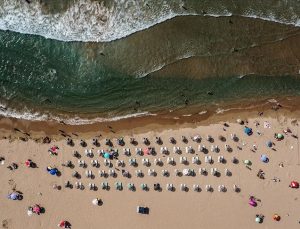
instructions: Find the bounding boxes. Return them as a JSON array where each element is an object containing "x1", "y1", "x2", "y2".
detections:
[{"x1": 1, "y1": 109, "x2": 300, "y2": 229}]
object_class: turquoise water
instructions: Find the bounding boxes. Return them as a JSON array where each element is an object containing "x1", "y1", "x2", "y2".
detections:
[{"x1": 0, "y1": 1, "x2": 300, "y2": 122}]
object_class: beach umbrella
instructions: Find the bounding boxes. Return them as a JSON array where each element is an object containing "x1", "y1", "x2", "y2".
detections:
[
  {"x1": 25, "y1": 160, "x2": 31, "y2": 167},
  {"x1": 7, "y1": 192, "x2": 19, "y2": 200},
  {"x1": 260, "y1": 155, "x2": 269, "y2": 163},
  {"x1": 104, "y1": 153, "x2": 110, "y2": 159},
  {"x1": 277, "y1": 133, "x2": 284, "y2": 139},
  {"x1": 49, "y1": 168, "x2": 58, "y2": 176},
  {"x1": 266, "y1": 141, "x2": 273, "y2": 148},
  {"x1": 273, "y1": 214, "x2": 281, "y2": 221},
  {"x1": 244, "y1": 127, "x2": 253, "y2": 136},
  {"x1": 255, "y1": 216, "x2": 262, "y2": 223},
  {"x1": 290, "y1": 181, "x2": 299, "y2": 188},
  {"x1": 244, "y1": 160, "x2": 252, "y2": 166},
  {"x1": 33, "y1": 205, "x2": 41, "y2": 214},
  {"x1": 92, "y1": 198, "x2": 99, "y2": 206},
  {"x1": 143, "y1": 148, "x2": 150, "y2": 155}
]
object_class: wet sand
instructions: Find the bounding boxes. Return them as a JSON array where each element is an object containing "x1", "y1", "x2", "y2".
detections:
[{"x1": 1, "y1": 109, "x2": 300, "y2": 229}]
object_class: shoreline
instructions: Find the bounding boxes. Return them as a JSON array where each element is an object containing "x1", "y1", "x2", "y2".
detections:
[{"x1": 1, "y1": 95, "x2": 299, "y2": 142}]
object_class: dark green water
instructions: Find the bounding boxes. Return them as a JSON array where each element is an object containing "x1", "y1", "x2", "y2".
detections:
[{"x1": 0, "y1": 12, "x2": 300, "y2": 123}]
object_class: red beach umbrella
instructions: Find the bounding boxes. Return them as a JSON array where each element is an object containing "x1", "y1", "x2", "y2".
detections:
[{"x1": 290, "y1": 181, "x2": 299, "y2": 188}]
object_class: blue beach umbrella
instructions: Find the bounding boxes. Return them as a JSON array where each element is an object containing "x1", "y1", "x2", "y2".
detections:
[
  {"x1": 7, "y1": 192, "x2": 18, "y2": 200},
  {"x1": 260, "y1": 155, "x2": 269, "y2": 163},
  {"x1": 244, "y1": 127, "x2": 253, "y2": 136},
  {"x1": 104, "y1": 152, "x2": 110, "y2": 159},
  {"x1": 266, "y1": 141, "x2": 273, "y2": 148},
  {"x1": 49, "y1": 168, "x2": 58, "y2": 176}
]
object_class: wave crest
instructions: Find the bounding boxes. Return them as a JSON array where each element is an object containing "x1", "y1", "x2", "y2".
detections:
[{"x1": 0, "y1": 0, "x2": 299, "y2": 42}]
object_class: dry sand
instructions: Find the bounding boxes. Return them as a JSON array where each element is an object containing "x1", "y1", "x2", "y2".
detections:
[{"x1": 1, "y1": 114, "x2": 300, "y2": 229}]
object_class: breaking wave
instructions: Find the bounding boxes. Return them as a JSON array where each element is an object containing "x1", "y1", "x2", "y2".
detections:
[{"x1": 0, "y1": 0, "x2": 299, "y2": 42}]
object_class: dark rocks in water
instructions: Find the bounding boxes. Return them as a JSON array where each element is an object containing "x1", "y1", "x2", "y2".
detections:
[
  {"x1": 25, "y1": 0, "x2": 31, "y2": 3},
  {"x1": 207, "y1": 91, "x2": 214, "y2": 95},
  {"x1": 43, "y1": 136, "x2": 51, "y2": 144},
  {"x1": 182, "y1": 6, "x2": 187, "y2": 10}
]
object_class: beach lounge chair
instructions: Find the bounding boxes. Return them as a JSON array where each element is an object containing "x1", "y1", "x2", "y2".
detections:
[
  {"x1": 186, "y1": 146, "x2": 194, "y2": 154},
  {"x1": 73, "y1": 151, "x2": 80, "y2": 158},
  {"x1": 88, "y1": 183, "x2": 96, "y2": 190},
  {"x1": 192, "y1": 156, "x2": 200, "y2": 164},
  {"x1": 224, "y1": 144, "x2": 231, "y2": 152},
  {"x1": 180, "y1": 184, "x2": 187, "y2": 191},
  {"x1": 173, "y1": 146, "x2": 181, "y2": 154},
  {"x1": 75, "y1": 182, "x2": 80, "y2": 189},
  {"x1": 162, "y1": 169, "x2": 169, "y2": 177},
  {"x1": 167, "y1": 157, "x2": 175, "y2": 165},
  {"x1": 193, "y1": 184, "x2": 201, "y2": 192},
  {"x1": 129, "y1": 158, "x2": 137, "y2": 166},
  {"x1": 180, "y1": 157, "x2": 187, "y2": 164},
  {"x1": 211, "y1": 145, "x2": 219, "y2": 153},
  {"x1": 99, "y1": 170, "x2": 105, "y2": 177},
  {"x1": 115, "y1": 182, "x2": 123, "y2": 191},
  {"x1": 142, "y1": 158, "x2": 150, "y2": 166},
  {"x1": 91, "y1": 160, "x2": 99, "y2": 167},
  {"x1": 225, "y1": 168, "x2": 231, "y2": 176},
  {"x1": 78, "y1": 160, "x2": 86, "y2": 167},
  {"x1": 72, "y1": 171, "x2": 80, "y2": 178},
  {"x1": 143, "y1": 137, "x2": 150, "y2": 145},
  {"x1": 218, "y1": 156, "x2": 225, "y2": 163},
  {"x1": 75, "y1": 182, "x2": 84, "y2": 190},
  {"x1": 85, "y1": 170, "x2": 93, "y2": 178},
  {"x1": 233, "y1": 184, "x2": 239, "y2": 192},
  {"x1": 205, "y1": 185, "x2": 212, "y2": 192},
  {"x1": 140, "y1": 183, "x2": 148, "y2": 191},
  {"x1": 166, "y1": 183, "x2": 174, "y2": 191},
  {"x1": 174, "y1": 169, "x2": 180, "y2": 176},
  {"x1": 108, "y1": 169, "x2": 116, "y2": 177},
  {"x1": 192, "y1": 135, "x2": 201, "y2": 143},
  {"x1": 206, "y1": 135, "x2": 213, "y2": 142},
  {"x1": 230, "y1": 133, "x2": 238, "y2": 141},
  {"x1": 148, "y1": 169, "x2": 156, "y2": 176},
  {"x1": 97, "y1": 149, "x2": 104, "y2": 156},
  {"x1": 122, "y1": 170, "x2": 130, "y2": 178},
  {"x1": 101, "y1": 182, "x2": 109, "y2": 190},
  {"x1": 155, "y1": 137, "x2": 162, "y2": 144},
  {"x1": 199, "y1": 168, "x2": 207, "y2": 175},
  {"x1": 160, "y1": 147, "x2": 168, "y2": 155},
  {"x1": 232, "y1": 156, "x2": 238, "y2": 164},
  {"x1": 211, "y1": 168, "x2": 218, "y2": 176},
  {"x1": 104, "y1": 159, "x2": 111, "y2": 167},
  {"x1": 154, "y1": 158, "x2": 162, "y2": 166},
  {"x1": 116, "y1": 160, "x2": 124, "y2": 167},
  {"x1": 135, "y1": 170, "x2": 143, "y2": 177},
  {"x1": 127, "y1": 183, "x2": 135, "y2": 191},
  {"x1": 123, "y1": 148, "x2": 131, "y2": 156},
  {"x1": 205, "y1": 156, "x2": 212, "y2": 164},
  {"x1": 218, "y1": 185, "x2": 226, "y2": 192},
  {"x1": 64, "y1": 181, "x2": 72, "y2": 188},
  {"x1": 169, "y1": 137, "x2": 176, "y2": 144},
  {"x1": 135, "y1": 148, "x2": 143, "y2": 156}
]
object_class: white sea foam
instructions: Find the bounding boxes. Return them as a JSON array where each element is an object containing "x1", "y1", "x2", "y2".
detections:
[
  {"x1": 0, "y1": 102, "x2": 152, "y2": 125},
  {"x1": 0, "y1": 0, "x2": 299, "y2": 42}
]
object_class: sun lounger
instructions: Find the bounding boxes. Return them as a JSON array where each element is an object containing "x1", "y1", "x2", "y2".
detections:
[
  {"x1": 192, "y1": 156, "x2": 200, "y2": 164},
  {"x1": 99, "y1": 170, "x2": 107, "y2": 177},
  {"x1": 199, "y1": 168, "x2": 207, "y2": 175},
  {"x1": 166, "y1": 183, "x2": 174, "y2": 191},
  {"x1": 211, "y1": 145, "x2": 219, "y2": 153},
  {"x1": 141, "y1": 183, "x2": 148, "y2": 191},
  {"x1": 115, "y1": 182, "x2": 123, "y2": 191},
  {"x1": 91, "y1": 160, "x2": 99, "y2": 167},
  {"x1": 180, "y1": 184, "x2": 187, "y2": 191},
  {"x1": 186, "y1": 146, "x2": 194, "y2": 154},
  {"x1": 205, "y1": 156, "x2": 212, "y2": 164},
  {"x1": 224, "y1": 144, "x2": 231, "y2": 152},
  {"x1": 101, "y1": 182, "x2": 109, "y2": 190},
  {"x1": 211, "y1": 168, "x2": 218, "y2": 176},
  {"x1": 173, "y1": 146, "x2": 181, "y2": 154},
  {"x1": 116, "y1": 160, "x2": 124, "y2": 167},
  {"x1": 135, "y1": 170, "x2": 143, "y2": 177},
  {"x1": 142, "y1": 158, "x2": 150, "y2": 166},
  {"x1": 167, "y1": 157, "x2": 175, "y2": 165},
  {"x1": 218, "y1": 185, "x2": 226, "y2": 192},
  {"x1": 123, "y1": 148, "x2": 131, "y2": 156},
  {"x1": 218, "y1": 156, "x2": 225, "y2": 163},
  {"x1": 78, "y1": 160, "x2": 86, "y2": 167},
  {"x1": 174, "y1": 169, "x2": 180, "y2": 176},
  {"x1": 88, "y1": 183, "x2": 96, "y2": 190},
  {"x1": 162, "y1": 169, "x2": 169, "y2": 177},
  {"x1": 104, "y1": 159, "x2": 111, "y2": 167},
  {"x1": 127, "y1": 183, "x2": 135, "y2": 191},
  {"x1": 225, "y1": 168, "x2": 231, "y2": 176},
  {"x1": 160, "y1": 147, "x2": 168, "y2": 155},
  {"x1": 108, "y1": 169, "x2": 116, "y2": 177},
  {"x1": 192, "y1": 135, "x2": 201, "y2": 142},
  {"x1": 75, "y1": 182, "x2": 84, "y2": 190},
  {"x1": 129, "y1": 158, "x2": 137, "y2": 166},
  {"x1": 193, "y1": 184, "x2": 201, "y2": 192},
  {"x1": 205, "y1": 185, "x2": 212, "y2": 192},
  {"x1": 233, "y1": 184, "x2": 239, "y2": 192},
  {"x1": 180, "y1": 157, "x2": 187, "y2": 164},
  {"x1": 154, "y1": 158, "x2": 162, "y2": 166},
  {"x1": 135, "y1": 148, "x2": 143, "y2": 156},
  {"x1": 148, "y1": 169, "x2": 156, "y2": 176},
  {"x1": 85, "y1": 170, "x2": 93, "y2": 178}
]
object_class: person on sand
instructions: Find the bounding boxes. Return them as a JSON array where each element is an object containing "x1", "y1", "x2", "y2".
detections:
[{"x1": 58, "y1": 220, "x2": 71, "y2": 228}]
